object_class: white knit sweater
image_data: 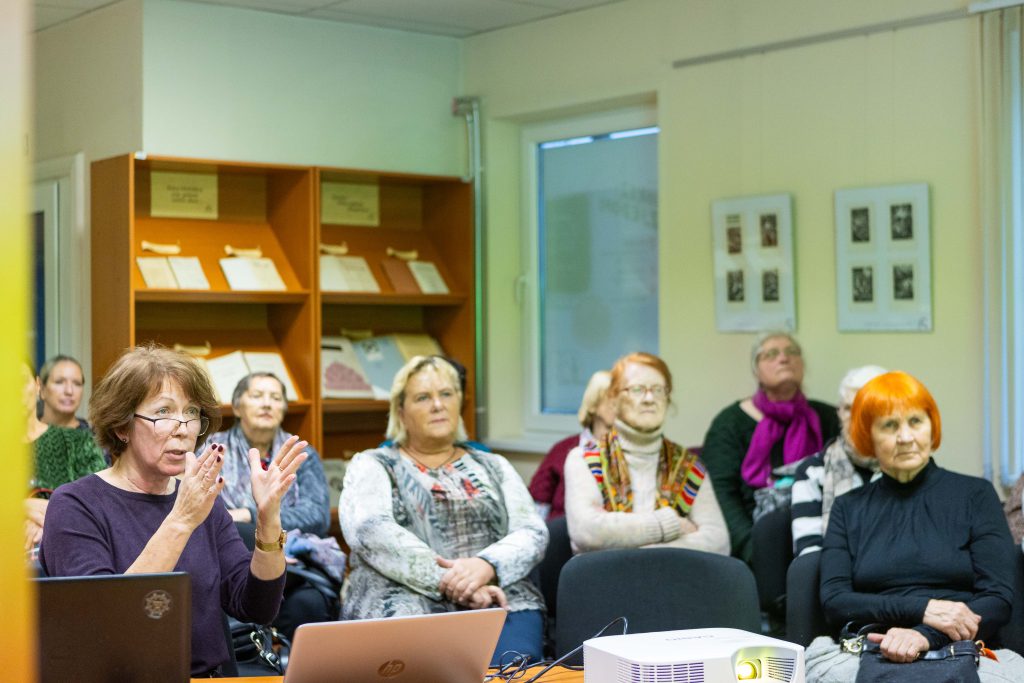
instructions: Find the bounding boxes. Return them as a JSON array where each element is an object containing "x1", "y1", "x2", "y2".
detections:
[{"x1": 563, "y1": 420, "x2": 730, "y2": 556}]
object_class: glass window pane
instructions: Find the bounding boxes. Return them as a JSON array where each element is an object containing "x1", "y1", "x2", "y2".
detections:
[{"x1": 538, "y1": 128, "x2": 659, "y2": 414}]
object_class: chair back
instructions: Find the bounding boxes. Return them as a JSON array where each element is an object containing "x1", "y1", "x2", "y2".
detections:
[
  {"x1": 785, "y1": 551, "x2": 828, "y2": 646},
  {"x1": 751, "y1": 505, "x2": 793, "y2": 613},
  {"x1": 555, "y1": 547, "x2": 760, "y2": 663},
  {"x1": 537, "y1": 516, "x2": 573, "y2": 620},
  {"x1": 996, "y1": 550, "x2": 1024, "y2": 654}
]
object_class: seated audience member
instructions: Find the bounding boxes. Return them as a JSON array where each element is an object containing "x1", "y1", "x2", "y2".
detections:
[
  {"x1": 37, "y1": 354, "x2": 90, "y2": 430},
  {"x1": 701, "y1": 332, "x2": 839, "y2": 563},
  {"x1": 40, "y1": 345, "x2": 308, "y2": 677},
  {"x1": 790, "y1": 365, "x2": 887, "y2": 556},
  {"x1": 210, "y1": 372, "x2": 342, "y2": 637},
  {"x1": 563, "y1": 352, "x2": 729, "y2": 555},
  {"x1": 1003, "y1": 473, "x2": 1024, "y2": 548},
  {"x1": 529, "y1": 370, "x2": 614, "y2": 520},
  {"x1": 23, "y1": 363, "x2": 105, "y2": 551},
  {"x1": 340, "y1": 356, "x2": 548, "y2": 665},
  {"x1": 807, "y1": 371, "x2": 1024, "y2": 680}
]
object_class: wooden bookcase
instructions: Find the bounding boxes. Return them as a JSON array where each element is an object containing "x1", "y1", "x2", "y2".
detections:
[{"x1": 91, "y1": 154, "x2": 475, "y2": 460}]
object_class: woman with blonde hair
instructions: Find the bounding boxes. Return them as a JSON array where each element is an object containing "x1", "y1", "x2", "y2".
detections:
[
  {"x1": 563, "y1": 352, "x2": 729, "y2": 555},
  {"x1": 529, "y1": 370, "x2": 615, "y2": 520},
  {"x1": 339, "y1": 355, "x2": 548, "y2": 664}
]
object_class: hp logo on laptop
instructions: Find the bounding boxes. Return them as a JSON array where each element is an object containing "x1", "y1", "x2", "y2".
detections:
[
  {"x1": 143, "y1": 590, "x2": 172, "y2": 619},
  {"x1": 377, "y1": 659, "x2": 406, "y2": 677}
]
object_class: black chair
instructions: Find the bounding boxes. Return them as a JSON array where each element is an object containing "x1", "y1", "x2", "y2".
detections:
[
  {"x1": 555, "y1": 547, "x2": 760, "y2": 663},
  {"x1": 751, "y1": 505, "x2": 793, "y2": 616},
  {"x1": 996, "y1": 550, "x2": 1024, "y2": 654},
  {"x1": 785, "y1": 551, "x2": 827, "y2": 646},
  {"x1": 537, "y1": 516, "x2": 573, "y2": 621}
]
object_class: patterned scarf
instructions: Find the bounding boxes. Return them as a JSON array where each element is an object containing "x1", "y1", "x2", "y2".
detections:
[
  {"x1": 583, "y1": 427, "x2": 707, "y2": 517},
  {"x1": 216, "y1": 423, "x2": 300, "y2": 512},
  {"x1": 820, "y1": 437, "x2": 879, "y2": 532},
  {"x1": 742, "y1": 389, "x2": 823, "y2": 488}
]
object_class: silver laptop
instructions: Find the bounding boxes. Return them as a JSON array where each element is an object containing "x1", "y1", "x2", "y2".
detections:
[
  {"x1": 35, "y1": 572, "x2": 191, "y2": 683},
  {"x1": 284, "y1": 608, "x2": 506, "y2": 683}
]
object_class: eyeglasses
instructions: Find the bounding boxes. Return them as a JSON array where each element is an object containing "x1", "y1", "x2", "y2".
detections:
[
  {"x1": 623, "y1": 384, "x2": 668, "y2": 399},
  {"x1": 134, "y1": 413, "x2": 210, "y2": 437},
  {"x1": 757, "y1": 345, "x2": 802, "y2": 362}
]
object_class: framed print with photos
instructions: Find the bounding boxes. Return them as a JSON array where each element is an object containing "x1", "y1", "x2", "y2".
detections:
[
  {"x1": 834, "y1": 183, "x2": 931, "y2": 331},
  {"x1": 711, "y1": 193, "x2": 795, "y2": 332}
]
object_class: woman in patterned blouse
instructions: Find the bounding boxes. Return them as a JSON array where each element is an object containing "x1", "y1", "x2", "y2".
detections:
[{"x1": 339, "y1": 356, "x2": 548, "y2": 664}]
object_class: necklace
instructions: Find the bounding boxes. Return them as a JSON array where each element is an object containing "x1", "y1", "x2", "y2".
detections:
[{"x1": 401, "y1": 445, "x2": 460, "y2": 471}]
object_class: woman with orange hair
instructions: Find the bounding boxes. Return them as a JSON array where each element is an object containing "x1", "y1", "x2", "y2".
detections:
[
  {"x1": 812, "y1": 371, "x2": 1022, "y2": 680},
  {"x1": 563, "y1": 352, "x2": 729, "y2": 555}
]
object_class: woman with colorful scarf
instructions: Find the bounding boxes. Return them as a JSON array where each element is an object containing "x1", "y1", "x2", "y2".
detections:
[
  {"x1": 563, "y1": 352, "x2": 729, "y2": 555},
  {"x1": 701, "y1": 332, "x2": 840, "y2": 563}
]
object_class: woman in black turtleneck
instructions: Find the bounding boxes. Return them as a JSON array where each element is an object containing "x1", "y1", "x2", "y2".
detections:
[{"x1": 818, "y1": 371, "x2": 1020, "y2": 676}]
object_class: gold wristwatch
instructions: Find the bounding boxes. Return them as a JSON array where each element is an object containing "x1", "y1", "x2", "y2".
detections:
[{"x1": 254, "y1": 529, "x2": 287, "y2": 552}]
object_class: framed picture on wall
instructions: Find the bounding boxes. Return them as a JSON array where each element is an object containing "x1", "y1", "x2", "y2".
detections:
[
  {"x1": 711, "y1": 193, "x2": 795, "y2": 332},
  {"x1": 834, "y1": 182, "x2": 931, "y2": 332}
]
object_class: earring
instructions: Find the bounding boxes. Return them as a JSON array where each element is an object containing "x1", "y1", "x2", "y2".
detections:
[{"x1": 121, "y1": 437, "x2": 128, "y2": 444}]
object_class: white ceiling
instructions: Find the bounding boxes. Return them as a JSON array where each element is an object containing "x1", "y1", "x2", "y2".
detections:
[{"x1": 34, "y1": 0, "x2": 622, "y2": 36}]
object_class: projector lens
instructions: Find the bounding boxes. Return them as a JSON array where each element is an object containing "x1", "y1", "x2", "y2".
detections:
[{"x1": 736, "y1": 659, "x2": 759, "y2": 680}]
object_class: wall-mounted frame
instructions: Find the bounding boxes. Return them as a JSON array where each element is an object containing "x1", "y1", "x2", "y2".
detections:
[
  {"x1": 834, "y1": 183, "x2": 931, "y2": 332},
  {"x1": 711, "y1": 193, "x2": 795, "y2": 332}
]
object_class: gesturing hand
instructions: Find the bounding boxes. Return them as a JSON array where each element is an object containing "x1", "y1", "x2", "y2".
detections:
[
  {"x1": 248, "y1": 434, "x2": 308, "y2": 526},
  {"x1": 169, "y1": 443, "x2": 226, "y2": 532},
  {"x1": 436, "y1": 556, "x2": 497, "y2": 604},
  {"x1": 463, "y1": 585, "x2": 509, "y2": 610},
  {"x1": 867, "y1": 628, "x2": 929, "y2": 663},
  {"x1": 923, "y1": 599, "x2": 981, "y2": 641}
]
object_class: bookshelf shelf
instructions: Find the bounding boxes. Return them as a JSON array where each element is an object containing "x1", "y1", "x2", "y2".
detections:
[{"x1": 135, "y1": 290, "x2": 310, "y2": 304}]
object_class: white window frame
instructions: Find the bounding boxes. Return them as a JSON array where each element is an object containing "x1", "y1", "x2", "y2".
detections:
[{"x1": 516, "y1": 106, "x2": 658, "y2": 449}]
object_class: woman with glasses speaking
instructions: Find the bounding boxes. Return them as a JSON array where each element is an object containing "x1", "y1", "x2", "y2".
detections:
[
  {"x1": 563, "y1": 352, "x2": 729, "y2": 555},
  {"x1": 40, "y1": 345, "x2": 308, "y2": 677}
]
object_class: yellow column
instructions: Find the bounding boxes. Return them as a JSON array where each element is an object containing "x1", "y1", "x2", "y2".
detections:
[{"x1": 0, "y1": 1, "x2": 36, "y2": 681}]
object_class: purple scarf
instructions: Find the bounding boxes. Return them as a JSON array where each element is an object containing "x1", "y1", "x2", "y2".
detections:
[{"x1": 741, "y1": 389, "x2": 823, "y2": 488}]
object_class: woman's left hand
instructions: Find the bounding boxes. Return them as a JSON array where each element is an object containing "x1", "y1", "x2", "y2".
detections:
[
  {"x1": 867, "y1": 628, "x2": 929, "y2": 663},
  {"x1": 436, "y1": 556, "x2": 497, "y2": 603},
  {"x1": 248, "y1": 434, "x2": 308, "y2": 525}
]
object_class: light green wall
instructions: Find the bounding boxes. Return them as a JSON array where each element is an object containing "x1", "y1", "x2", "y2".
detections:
[
  {"x1": 466, "y1": 0, "x2": 985, "y2": 477},
  {"x1": 141, "y1": 0, "x2": 465, "y2": 175}
]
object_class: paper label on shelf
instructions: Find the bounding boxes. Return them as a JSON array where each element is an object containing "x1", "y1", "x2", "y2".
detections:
[
  {"x1": 151, "y1": 171, "x2": 218, "y2": 219},
  {"x1": 204, "y1": 351, "x2": 251, "y2": 405},
  {"x1": 321, "y1": 181, "x2": 380, "y2": 226},
  {"x1": 321, "y1": 336, "x2": 374, "y2": 398},
  {"x1": 167, "y1": 256, "x2": 210, "y2": 290},
  {"x1": 242, "y1": 351, "x2": 299, "y2": 401},
  {"x1": 219, "y1": 257, "x2": 287, "y2": 291},
  {"x1": 407, "y1": 261, "x2": 449, "y2": 294},
  {"x1": 136, "y1": 257, "x2": 179, "y2": 289},
  {"x1": 319, "y1": 255, "x2": 381, "y2": 293}
]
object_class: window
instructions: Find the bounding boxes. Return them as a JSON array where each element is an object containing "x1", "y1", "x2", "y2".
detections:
[{"x1": 520, "y1": 107, "x2": 659, "y2": 438}]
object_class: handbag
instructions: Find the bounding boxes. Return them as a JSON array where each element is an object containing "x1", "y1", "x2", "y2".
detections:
[
  {"x1": 229, "y1": 618, "x2": 291, "y2": 675},
  {"x1": 840, "y1": 622, "x2": 981, "y2": 683}
]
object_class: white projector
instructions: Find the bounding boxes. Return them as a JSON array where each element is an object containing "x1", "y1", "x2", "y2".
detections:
[{"x1": 583, "y1": 627, "x2": 805, "y2": 683}]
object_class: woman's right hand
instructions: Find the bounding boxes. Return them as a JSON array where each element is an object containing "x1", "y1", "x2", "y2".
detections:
[
  {"x1": 867, "y1": 628, "x2": 929, "y2": 663},
  {"x1": 168, "y1": 443, "x2": 225, "y2": 532},
  {"x1": 923, "y1": 599, "x2": 981, "y2": 641}
]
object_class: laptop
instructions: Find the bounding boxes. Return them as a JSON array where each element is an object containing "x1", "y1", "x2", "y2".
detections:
[
  {"x1": 284, "y1": 608, "x2": 507, "y2": 683},
  {"x1": 35, "y1": 572, "x2": 191, "y2": 683}
]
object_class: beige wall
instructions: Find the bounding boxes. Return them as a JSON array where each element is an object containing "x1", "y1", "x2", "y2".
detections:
[{"x1": 465, "y1": 0, "x2": 986, "y2": 478}]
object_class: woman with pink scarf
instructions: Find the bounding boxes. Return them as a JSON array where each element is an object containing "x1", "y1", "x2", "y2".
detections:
[{"x1": 701, "y1": 332, "x2": 839, "y2": 563}]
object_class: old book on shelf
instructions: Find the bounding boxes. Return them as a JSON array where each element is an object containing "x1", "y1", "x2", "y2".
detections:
[
  {"x1": 243, "y1": 351, "x2": 299, "y2": 401},
  {"x1": 204, "y1": 351, "x2": 251, "y2": 404},
  {"x1": 219, "y1": 257, "x2": 286, "y2": 291},
  {"x1": 391, "y1": 333, "x2": 443, "y2": 361},
  {"x1": 167, "y1": 256, "x2": 210, "y2": 290},
  {"x1": 380, "y1": 258, "x2": 420, "y2": 294},
  {"x1": 352, "y1": 335, "x2": 407, "y2": 399},
  {"x1": 321, "y1": 458, "x2": 347, "y2": 509},
  {"x1": 319, "y1": 255, "x2": 380, "y2": 293},
  {"x1": 321, "y1": 336, "x2": 374, "y2": 399},
  {"x1": 136, "y1": 257, "x2": 178, "y2": 289},
  {"x1": 407, "y1": 260, "x2": 449, "y2": 294}
]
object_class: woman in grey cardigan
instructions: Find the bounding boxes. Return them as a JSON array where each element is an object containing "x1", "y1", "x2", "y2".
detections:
[{"x1": 340, "y1": 356, "x2": 548, "y2": 664}]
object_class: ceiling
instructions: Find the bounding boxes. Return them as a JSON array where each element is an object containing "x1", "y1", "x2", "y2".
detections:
[{"x1": 34, "y1": 0, "x2": 621, "y2": 36}]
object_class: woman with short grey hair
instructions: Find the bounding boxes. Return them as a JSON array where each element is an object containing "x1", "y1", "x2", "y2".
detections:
[{"x1": 340, "y1": 355, "x2": 548, "y2": 664}]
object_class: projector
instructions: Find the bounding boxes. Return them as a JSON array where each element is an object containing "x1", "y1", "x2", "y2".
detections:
[{"x1": 583, "y1": 627, "x2": 805, "y2": 683}]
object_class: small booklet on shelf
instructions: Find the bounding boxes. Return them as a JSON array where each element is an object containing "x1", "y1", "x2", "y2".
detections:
[
  {"x1": 320, "y1": 255, "x2": 381, "y2": 293},
  {"x1": 136, "y1": 257, "x2": 179, "y2": 288},
  {"x1": 380, "y1": 258, "x2": 421, "y2": 294},
  {"x1": 321, "y1": 336, "x2": 374, "y2": 399},
  {"x1": 243, "y1": 351, "x2": 299, "y2": 401},
  {"x1": 407, "y1": 261, "x2": 450, "y2": 294},
  {"x1": 219, "y1": 257, "x2": 287, "y2": 291},
  {"x1": 352, "y1": 336, "x2": 408, "y2": 399},
  {"x1": 167, "y1": 256, "x2": 210, "y2": 290},
  {"x1": 391, "y1": 333, "x2": 443, "y2": 361},
  {"x1": 204, "y1": 350, "x2": 299, "y2": 403},
  {"x1": 321, "y1": 458, "x2": 348, "y2": 508}
]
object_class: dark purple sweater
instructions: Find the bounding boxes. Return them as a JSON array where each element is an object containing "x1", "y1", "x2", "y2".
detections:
[{"x1": 40, "y1": 474, "x2": 285, "y2": 675}]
